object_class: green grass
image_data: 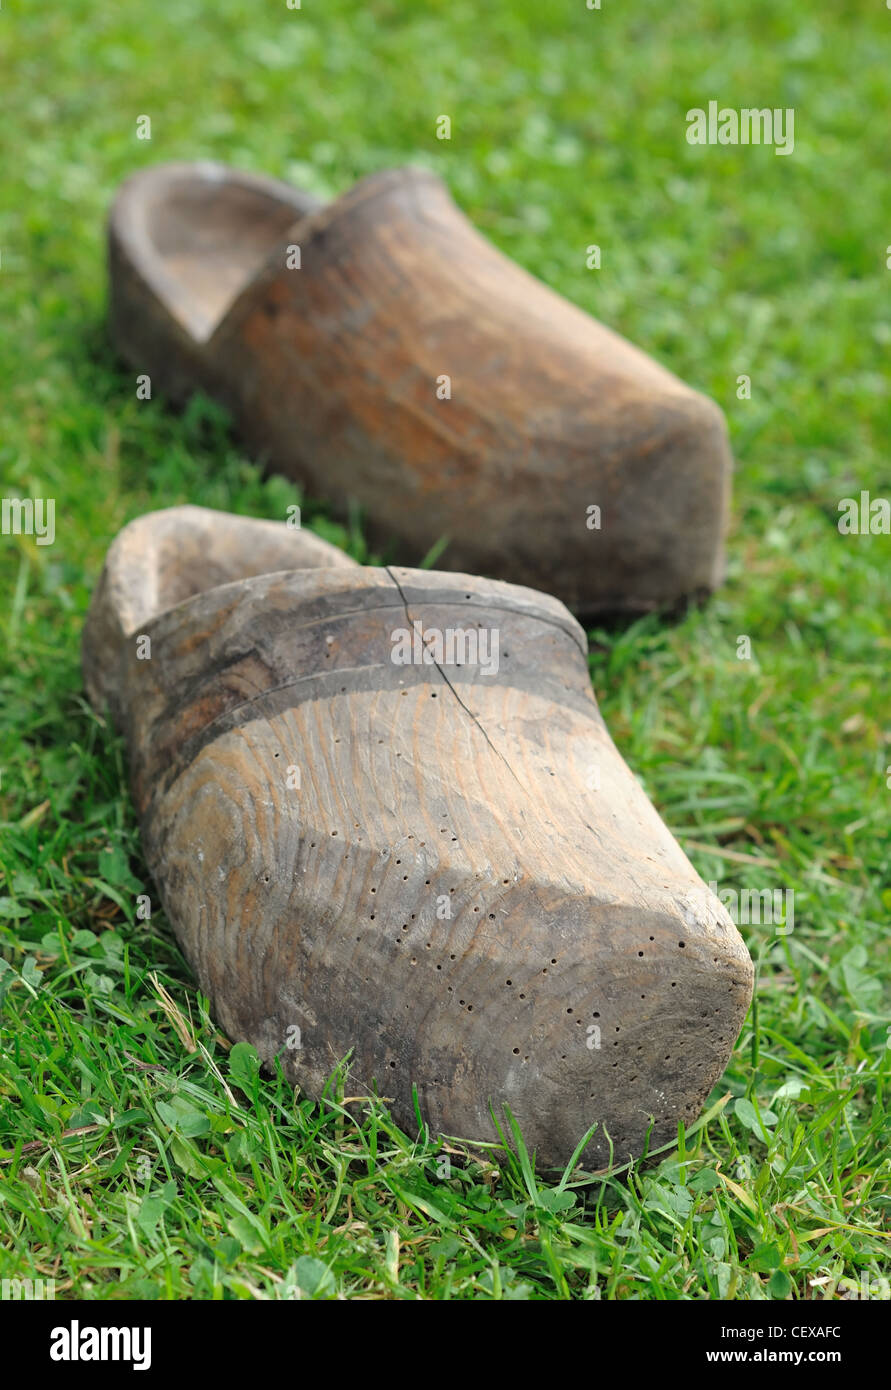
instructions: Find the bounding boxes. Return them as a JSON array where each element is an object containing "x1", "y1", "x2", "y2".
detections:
[{"x1": 1, "y1": 0, "x2": 889, "y2": 1300}]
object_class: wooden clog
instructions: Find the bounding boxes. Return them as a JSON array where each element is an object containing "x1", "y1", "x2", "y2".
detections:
[
  {"x1": 83, "y1": 506, "x2": 753, "y2": 1170},
  {"x1": 109, "y1": 163, "x2": 732, "y2": 618}
]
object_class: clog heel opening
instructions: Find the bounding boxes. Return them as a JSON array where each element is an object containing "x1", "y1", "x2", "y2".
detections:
[
  {"x1": 118, "y1": 508, "x2": 357, "y2": 631},
  {"x1": 147, "y1": 512, "x2": 323, "y2": 617},
  {"x1": 146, "y1": 177, "x2": 301, "y2": 341}
]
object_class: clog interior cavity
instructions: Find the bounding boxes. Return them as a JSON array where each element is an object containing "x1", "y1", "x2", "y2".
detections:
[
  {"x1": 146, "y1": 175, "x2": 301, "y2": 340},
  {"x1": 126, "y1": 511, "x2": 352, "y2": 630}
]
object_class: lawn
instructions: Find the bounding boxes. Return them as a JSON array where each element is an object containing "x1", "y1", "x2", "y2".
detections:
[{"x1": 0, "y1": 0, "x2": 888, "y2": 1301}]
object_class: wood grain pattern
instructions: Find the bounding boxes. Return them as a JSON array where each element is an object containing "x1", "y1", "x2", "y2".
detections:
[
  {"x1": 84, "y1": 506, "x2": 753, "y2": 1170},
  {"x1": 108, "y1": 163, "x2": 732, "y2": 617}
]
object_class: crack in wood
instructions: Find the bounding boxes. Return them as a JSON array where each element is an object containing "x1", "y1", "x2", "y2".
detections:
[{"x1": 385, "y1": 566, "x2": 529, "y2": 795}]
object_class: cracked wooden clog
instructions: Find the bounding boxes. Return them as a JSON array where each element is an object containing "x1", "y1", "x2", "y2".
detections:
[
  {"x1": 84, "y1": 506, "x2": 752, "y2": 1169},
  {"x1": 109, "y1": 163, "x2": 732, "y2": 618}
]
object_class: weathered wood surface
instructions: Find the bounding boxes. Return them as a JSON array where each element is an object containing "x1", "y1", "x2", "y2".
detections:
[
  {"x1": 109, "y1": 163, "x2": 732, "y2": 617},
  {"x1": 84, "y1": 506, "x2": 753, "y2": 1170}
]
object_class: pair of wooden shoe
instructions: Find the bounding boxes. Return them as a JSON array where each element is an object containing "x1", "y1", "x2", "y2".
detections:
[{"x1": 86, "y1": 164, "x2": 752, "y2": 1170}]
